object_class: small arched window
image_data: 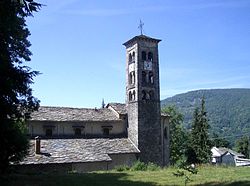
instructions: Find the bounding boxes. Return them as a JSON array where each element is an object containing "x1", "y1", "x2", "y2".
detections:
[
  {"x1": 129, "y1": 72, "x2": 133, "y2": 84},
  {"x1": 149, "y1": 71, "x2": 154, "y2": 84},
  {"x1": 132, "y1": 52, "x2": 135, "y2": 62},
  {"x1": 142, "y1": 51, "x2": 146, "y2": 61},
  {"x1": 149, "y1": 90, "x2": 154, "y2": 100},
  {"x1": 132, "y1": 90, "x2": 136, "y2": 100},
  {"x1": 129, "y1": 53, "x2": 132, "y2": 63},
  {"x1": 148, "y1": 52, "x2": 153, "y2": 61},
  {"x1": 142, "y1": 90, "x2": 146, "y2": 100},
  {"x1": 164, "y1": 127, "x2": 168, "y2": 139},
  {"x1": 132, "y1": 71, "x2": 135, "y2": 84},
  {"x1": 142, "y1": 71, "x2": 146, "y2": 83},
  {"x1": 146, "y1": 92, "x2": 150, "y2": 100},
  {"x1": 129, "y1": 71, "x2": 135, "y2": 85},
  {"x1": 129, "y1": 91, "x2": 132, "y2": 101}
]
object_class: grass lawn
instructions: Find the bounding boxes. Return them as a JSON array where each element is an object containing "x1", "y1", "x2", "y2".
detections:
[{"x1": 1, "y1": 165, "x2": 250, "y2": 186}]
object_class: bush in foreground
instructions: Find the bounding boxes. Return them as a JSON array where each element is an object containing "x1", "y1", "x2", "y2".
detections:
[{"x1": 115, "y1": 160, "x2": 160, "y2": 171}]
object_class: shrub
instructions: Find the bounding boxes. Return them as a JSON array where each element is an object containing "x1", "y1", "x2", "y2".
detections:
[
  {"x1": 115, "y1": 165, "x2": 130, "y2": 172},
  {"x1": 114, "y1": 161, "x2": 161, "y2": 172},
  {"x1": 147, "y1": 162, "x2": 160, "y2": 171},
  {"x1": 130, "y1": 160, "x2": 147, "y2": 171}
]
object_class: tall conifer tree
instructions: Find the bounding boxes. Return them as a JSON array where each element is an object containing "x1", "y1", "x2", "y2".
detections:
[
  {"x1": 0, "y1": 0, "x2": 41, "y2": 172},
  {"x1": 189, "y1": 98, "x2": 211, "y2": 164}
]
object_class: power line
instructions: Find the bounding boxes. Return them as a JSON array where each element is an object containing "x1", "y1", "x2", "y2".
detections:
[{"x1": 210, "y1": 132, "x2": 250, "y2": 140}]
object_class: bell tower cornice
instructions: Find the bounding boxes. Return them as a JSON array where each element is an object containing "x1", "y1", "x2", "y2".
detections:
[{"x1": 123, "y1": 35, "x2": 161, "y2": 48}]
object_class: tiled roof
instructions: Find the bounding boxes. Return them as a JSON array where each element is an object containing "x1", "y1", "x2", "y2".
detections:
[
  {"x1": 218, "y1": 147, "x2": 245, "y2": 157},
  {"x1": 212, "y1": 147, "x2": 245, "y2": 158},
  {"x1": 107, "y1": 102, "x2": 170, "y2": 117},
  {"x1": 19, "y1": 138, "x2": 139, "y2": 165},
  {"x1": 107, "y1": 103, "x2": 127, "y2": 115},
  {"x1": 30, "y1": 106, "x2": 121, "y2": 122},
  {"x1": 30, "y1": 104, "x2": 169, "y2": 122}
]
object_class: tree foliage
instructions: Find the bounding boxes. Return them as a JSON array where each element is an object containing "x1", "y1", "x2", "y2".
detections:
[
  {"x1": 187, "y1": 98, "x2": 211, "y2": 164},
  {"x1": 162, "y1": 106, "x2": 187, "y2": 165},
  {"x1": 0, "y1": 0, "x2": 41, "y2": 172},
  {"x1": 235, "y1": 136, "x2": 249, "y2": 158}
]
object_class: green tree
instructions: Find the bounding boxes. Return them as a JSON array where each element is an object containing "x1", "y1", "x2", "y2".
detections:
[
  {"x1": 235, "y1": 136, "x2": 249, "y2": 158},
  {"x1": 188, "y1": 98, "x2": 211, "y2": 164},
  {"x1": 162, "y1": 106, "x2": 187, "y2": 165},
  {"x1": 0, "y1": 0, "x2": 42, "y2": 173}
]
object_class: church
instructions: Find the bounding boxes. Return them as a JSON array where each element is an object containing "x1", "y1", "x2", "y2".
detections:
[{"x1": 17, "y1": 34, "x2": 170, "y2": 173}]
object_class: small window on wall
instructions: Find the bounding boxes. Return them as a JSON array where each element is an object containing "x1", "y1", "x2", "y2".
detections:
[
  {"x1": 129, "y1": 91, "x2": 132, "y2": 101},
  {"x1": 149, "y1": 72, "x2": 154, "y2": 84},
  {"x1": 148, "y1": 52, "x2": 153, "y2": 61},
  {"x1": 164, "y1": 127, "x2": 168, "y2": 139},
  {"x1": 43, "y1": 125, "x2": 55, "y2": 137},
  {"x1": 132, "y1": 51, "x2": 135, "y2": 61},
  {"x1": 129, "y1": 53, "x2": 132, "y2": 63},
  {"x1": 149, "y1": 90, "x2": 154, "y2": 100},
  {"x1": 129, "y1": 71, "x2": 135, "y2": 85},
  {"x1": 102, "y1": 126, "x2": 112, "y2": 136},
  {"x1": 132, "y1": 90, "x2": 136, "y2": 100},
  {"x1": 142, "y1": 71, "x2": 146, "y2": 83},
  {"x1": 146, "y1": 92, "x2": 150, "y2": 100},
  {"x1": 142, "y1": 51, "x2": 146, "y2": 61},
  {"x1": 72, "y1": 126, "x2": 84, "y2": 136},
  {"x1": 74, "y1": 128, "x2": 82, "y2": 136},
  {"x1": 45, "y1": 128, "x2": 52, "y2": 137},
  {"x1": 129, "y1": 72, "x2": 133, "y2": 84},
  {"x1": 142, "y1": 90, "x2": 146, "y2": 100},
  {"x1": 103, "y1": 128, "x2": 110, "y2": 136}
]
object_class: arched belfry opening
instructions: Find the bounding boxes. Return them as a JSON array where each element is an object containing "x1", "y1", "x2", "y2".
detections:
[
  {"x1": 148, "y1": 52, "x2": 153, "y2": 61},
  {"x1": 142, "y1": 51, "x2": 146, "y2": 61}
]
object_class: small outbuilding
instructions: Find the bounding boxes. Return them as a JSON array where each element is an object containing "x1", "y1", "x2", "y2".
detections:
[{"x1": 211, "y1": 147, "x2": 250, "y2": 166}]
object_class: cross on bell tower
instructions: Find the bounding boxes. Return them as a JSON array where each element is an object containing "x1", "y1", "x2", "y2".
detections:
[{"x1": 138, "y1": 19, "x2": 144, "y2": 35}]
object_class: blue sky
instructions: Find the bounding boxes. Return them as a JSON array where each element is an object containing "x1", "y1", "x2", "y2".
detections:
[{"x1": 27, "y1": 0, "x2": 250, "y2": 108}]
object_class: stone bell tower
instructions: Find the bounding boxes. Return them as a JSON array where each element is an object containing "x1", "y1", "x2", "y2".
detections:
[{"x1": 123, "y1": 34, "x2": 163, "y2": 165}]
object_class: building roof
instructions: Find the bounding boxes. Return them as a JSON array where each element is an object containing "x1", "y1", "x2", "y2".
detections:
[
  {"x1": 106, "y1": 103, "x2": 127, "y2": 115},
  {"x1": 107, "y1": 102, "x2": 169, "y2": 117},
  {"x1": 30, "y1": 106, "x2": 121, "y2": 122},
  {"x1": 211, "y1": 147, "x2": 245, "y2": 158},
  {"x1": 123, "y1": 34, "x2": 161, "y2": 46},
  {"x1": 30, "y1": 103, "x2": 169, "y2": 123},
  {"x1": 19, "y1": 138, "x2": 139, "y2": 165}
]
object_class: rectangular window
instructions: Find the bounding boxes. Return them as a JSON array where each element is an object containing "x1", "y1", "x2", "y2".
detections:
[
  {"x1": 74, "y1": 128, "x2": 82, "y2": 136},
  {"x1": 103, "y1": 128, "x2": 110, "y2": 136},
  {"x1": 43, "y1": 125, "x2": 55, "y2": 137},
  {"x1": 45, "y1": 128, "x2": 52, "y2": 137},
  {"x1": 72, "y1": 125, "x2": 85, "y2": 137},
  {"x1": 102, "y1": 126, "x2": 113, "y2": 136}
]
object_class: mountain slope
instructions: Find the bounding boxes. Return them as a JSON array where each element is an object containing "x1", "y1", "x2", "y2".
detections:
[{"x1": 161, "y1": 88, "x2": 250, "y2": 144}]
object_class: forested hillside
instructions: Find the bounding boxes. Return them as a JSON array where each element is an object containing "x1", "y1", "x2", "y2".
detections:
[{"x1": 161, "y1": 89, "x2": 250, "y2": 145}]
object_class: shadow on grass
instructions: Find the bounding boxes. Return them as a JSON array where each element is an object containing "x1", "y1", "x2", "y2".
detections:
[
  {"x1": 198, "y1": 181, "x2": 250, "y2": 186},
  {"x1": 0, "y1": 172, "x2": 161, "y2": 186},
  {"x1": 1, "y1": 172, "x2": 250, "y2": 186}
]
